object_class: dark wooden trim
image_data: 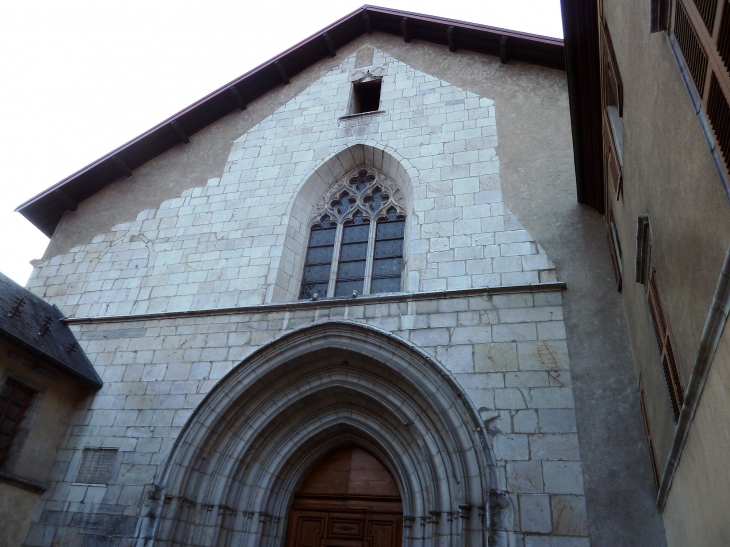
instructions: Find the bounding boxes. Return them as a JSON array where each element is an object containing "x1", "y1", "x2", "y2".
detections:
[
  {"x1": 401, "y1": 17, "x2": 412, "y2": 42},
  {"x1": 500, "y1": 35, "x2": 510, "y2": 63},
  {"x1": 560, "y1": 0, "x2": 604, "y2": 213},
  {"x1": 53, "y1": 189, "x2": 77, "y2": 212},
  {"x1": 447, "y1": 25, "x2": 457, "y2": 52},
  {"x1": 169, "y1": 121, "x2": 190, "y2": 144},
  {"x1": 112, "y1": 155, "x2": 133, "y2": 177},
  {"x1": 274, "y1": 60, "x2": 290, "y2": 85},
  {"x1": 363, "y1": 10, "x2": 373, "y2": 34},
  {"x1": 228, "y1": 86, "x2": 246, "y2": 110},
  {"x1": 322, "y1": 32, "x2": 336, "y2": 57}
]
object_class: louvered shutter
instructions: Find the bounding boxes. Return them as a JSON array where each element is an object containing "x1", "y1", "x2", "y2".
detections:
[
  {"x1": 673, "y1": 0, "x2": 730, "y2": 175},
  {"x1": 647, "y1": 268, "x2": 685, "y2": 422}
]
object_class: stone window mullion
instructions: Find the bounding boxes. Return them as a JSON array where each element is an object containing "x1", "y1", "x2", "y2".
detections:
[
  {"x1": 327, "y1": 224, "x2": 345, "y2": 298},
  {"x1": 363, "y1": 220, "x2": 378, "y2": 295}
]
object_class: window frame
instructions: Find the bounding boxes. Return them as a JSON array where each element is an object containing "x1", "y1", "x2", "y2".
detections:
[
  {"x1": 299, "y1": 168, "x2": 406, "y2": 300},
  {"x1": 639, "y1": 381, "x2": 661, "y2": 490},
  {"x1": 600, "y1": 18, "x2": 625, "y2": 201},
  {"x1": 0, "y1": 378, "x2": 36, "y2": 465}
]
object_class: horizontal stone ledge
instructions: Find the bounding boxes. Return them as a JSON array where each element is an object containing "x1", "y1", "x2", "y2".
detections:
[
  {"x1": 63, "y1": 282, "x2": 566, "y2": 325},
  {"x1": 0, "y1": 470, "x2": 48, "y2": 494}
]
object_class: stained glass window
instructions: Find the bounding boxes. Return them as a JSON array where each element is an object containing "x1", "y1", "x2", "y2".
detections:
[{"x1": 300, "y1": 169, "x2": 406, "y2": 299}]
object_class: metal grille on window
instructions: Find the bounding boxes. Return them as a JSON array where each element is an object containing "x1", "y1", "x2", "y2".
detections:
[
  {"x1": 301, "y1": 168, "x2": 406, "y2": 299},
  {"x1": 76, "y1": 448, "x2": 118, "y2": 485},
  {"x1": 0, "y1": 378, "x2": 35, "y2": 464}
]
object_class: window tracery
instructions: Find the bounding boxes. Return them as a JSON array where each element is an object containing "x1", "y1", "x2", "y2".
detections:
[{"x1": 300, "y1": 168, "x2": 406, "y2": 299}]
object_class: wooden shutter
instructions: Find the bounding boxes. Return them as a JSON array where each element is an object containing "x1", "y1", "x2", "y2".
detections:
[
  {"x1": 601, "y1": 20, "x2": 624, "y2": 114},
  {"x1": 647, "y1": 268, "x2": 685, "y2": 422},
  {"x1": 639, "y1": 383, "x2": 660, "y2": 490},
  {"x1": 606, "y1": 207, "x2": 623, "y2": 291},
  {"x1": 673, "y1": 0, "x2": 730, "y2": 174},
  {"x1": 635, "y1": 215, "x2": 651, "y2": 285},
  {"x1": 603, "y1": 112, "x2": 623, "y2": 197},
  {"x1": 600, "y1": 20, "x2": 624, "y2": 198}
]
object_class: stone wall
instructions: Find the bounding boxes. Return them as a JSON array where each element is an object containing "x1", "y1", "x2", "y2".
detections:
[
  {"x1": 26, "y1": 47, "x2": 554, "y2": 318},
  {"x1": 23, "y1": 287, "x2": 589, "y2": 546}
]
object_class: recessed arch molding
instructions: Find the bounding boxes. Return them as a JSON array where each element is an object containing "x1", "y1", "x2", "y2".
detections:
[{"x1": 141, "y1": 320, "x2": 507, "y2": 546}]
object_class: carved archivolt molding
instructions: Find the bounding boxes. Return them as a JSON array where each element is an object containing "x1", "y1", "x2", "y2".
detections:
[{"x1": 310, "y1": 167, "x2": 406, "y2": 229}]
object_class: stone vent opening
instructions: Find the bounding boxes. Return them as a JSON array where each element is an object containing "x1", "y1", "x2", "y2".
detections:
[{"x1": 75, "y1": 447, "x2": 117, "y2": 485}]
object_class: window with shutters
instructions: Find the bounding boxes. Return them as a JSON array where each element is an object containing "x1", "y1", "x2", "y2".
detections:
[
  {"x1": 0, "y1": 378, "x2": 36, "y2": 465},
  {"x1": 635, "y1": 216, "x2": 684, "y2": 422},
  {"x1": 607, "y1": 207, "x2": 623, "y2": 291},
  {"x1": 639, "y1": 382, "x2": 661, "y2": 489},
  {"x1": 600, "y1": 19, "x2": 624, "y2": 200},
  {"x1": 300, "y1": 168, "x2": 406, "y2": 300},
  {"x1": 647, "y1": 267, "x2": 685, "y2": 422},
  {"x1": 670, "y1": 0, "x2": 730, "y2": 178}
]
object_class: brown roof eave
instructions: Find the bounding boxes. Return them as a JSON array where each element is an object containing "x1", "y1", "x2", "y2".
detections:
[{"x1": 16, "y1": 4, "x2": 566, "y2": 237}]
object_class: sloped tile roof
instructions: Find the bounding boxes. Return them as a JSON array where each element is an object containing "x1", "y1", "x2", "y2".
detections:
[{"x1": 0, "y1": 272, "x2": 102, "y2": 389}]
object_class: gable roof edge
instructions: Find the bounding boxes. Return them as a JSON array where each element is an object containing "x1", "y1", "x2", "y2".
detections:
[{"x1": 16, "y1": 5, "x2": 565, "y2": 237}]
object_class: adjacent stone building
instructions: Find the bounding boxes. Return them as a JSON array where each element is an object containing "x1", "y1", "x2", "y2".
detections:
[{"x1": 9, "y1": 6, "x2": 673, "y2": 547}]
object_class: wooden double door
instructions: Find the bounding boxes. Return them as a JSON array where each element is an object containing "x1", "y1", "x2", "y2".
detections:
[
  {"x1": 288, "y1": 509, "x2": 401, "y2": 547},
  {"x1": 285, "y1": 447, "x2": 403, "y2": 547}
]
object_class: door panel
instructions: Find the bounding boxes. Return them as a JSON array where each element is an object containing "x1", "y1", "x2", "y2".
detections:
[
  {"x1": 287, "y1": 511, "x2": 326, "y2": 547},
  {"x1": 365, "y1": 515, "x2": 399, "y2": 547}
]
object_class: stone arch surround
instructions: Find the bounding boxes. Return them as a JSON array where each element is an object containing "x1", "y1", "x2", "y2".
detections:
[
  {"x1": 272, "y1": 142, "x2": 418, "y2": 302},
  {"x1": 145, "y1": 321, "x2": 500, "y2": 547}
]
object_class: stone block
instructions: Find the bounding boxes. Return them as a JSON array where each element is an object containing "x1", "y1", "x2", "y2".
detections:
[
  {"x1": 551, "y1": 495, "x2": 588, "y2": 537},
  {"x1": 519, "y1": 494, "x2": 552, "y2": 533},
  {"x1": 538, "y1": 409, "x2": 577, "y2": 433},
  {"x1": 506, "y1": 460, "x2": 544, "y2": 493},
  {"x1": 493, "y1": 323, "x2": 537, "y2": 342},
  {"x1": 518, "y1": 341, "x2": 569, "y2": 371},
  {"x1": 436, "y1": 344, "x2": 474, "y2": 373},
  {"x1": 474, "y1": 342, "x2": 519, "y2": 372},
  {"x1": 530, "y1": 434, "x2": 581, "y2": 461},
  {"x1": 494, "y1": 434, "x2": 529, "y2": 461},
  {"x1": 513, "y1": 409, "x2": 538, "y2": 433},
  {"x1": 451, "y1": 326, "x2": 491, "y2": 344},
  {"x1": 543, "y1": 462, "x2": 585, "y2": 495}
]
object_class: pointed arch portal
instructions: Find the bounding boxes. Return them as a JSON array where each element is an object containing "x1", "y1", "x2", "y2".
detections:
[{"x1": 146, "y1": 321, "x2": 498, "y2": 547}]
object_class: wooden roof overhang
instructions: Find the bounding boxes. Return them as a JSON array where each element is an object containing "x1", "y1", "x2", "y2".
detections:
[
  {"x1": 16, "y1": 5, "x2": 567, "y2": 237},
  {"x1": 560, "y1": 0, "x2": 603, "y2": 213}
]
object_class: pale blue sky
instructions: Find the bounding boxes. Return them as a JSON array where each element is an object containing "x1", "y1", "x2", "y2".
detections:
[{"x1": 0, "y1": 0, "x2": 563, "y2": 284}]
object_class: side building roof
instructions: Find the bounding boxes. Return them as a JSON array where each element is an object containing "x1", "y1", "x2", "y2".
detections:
[
  {"x1": 15, "y1": 4, "x2": 565, "y2": 237},
  {"x1": 0, "y1": 272, "x2": 102, "y2": 390}
]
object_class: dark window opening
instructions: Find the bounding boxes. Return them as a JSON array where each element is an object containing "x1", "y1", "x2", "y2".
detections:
[
  {"x1": 372, "y1": 208, "x2": 405, "y2": 294},
  {"x1": 0, "y1": 378, "x2": 35, "y2": 464},
  {"x1": 352, "y1": 80, "x2": 382, "y2": 114}
]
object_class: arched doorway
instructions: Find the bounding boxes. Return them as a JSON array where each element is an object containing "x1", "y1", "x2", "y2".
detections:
[
  {"x1": 148, "y1": 321, "x2": 499, "y2": 546},
  {"x1": 286, "y1": 447, "x2": 402, "y2": 547}
]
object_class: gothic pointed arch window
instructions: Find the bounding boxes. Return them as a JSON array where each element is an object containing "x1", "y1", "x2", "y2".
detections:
[{"x1": 300, "y1": 168, "x2": 406, "y2": 299}]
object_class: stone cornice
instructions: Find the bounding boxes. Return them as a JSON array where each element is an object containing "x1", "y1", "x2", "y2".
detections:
[{"x1": 63, "y1": 282, "x2": 566, "y2": 324}]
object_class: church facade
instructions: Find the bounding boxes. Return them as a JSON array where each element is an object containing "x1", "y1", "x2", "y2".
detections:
[{"x1": 9, "y1": 8, "x2": 668, "y2": 547}]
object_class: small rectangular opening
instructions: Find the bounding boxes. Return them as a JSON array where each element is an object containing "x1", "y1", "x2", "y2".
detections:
[{"x1": 351, "y1": 80, "x2": 382, "y2": 114}]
